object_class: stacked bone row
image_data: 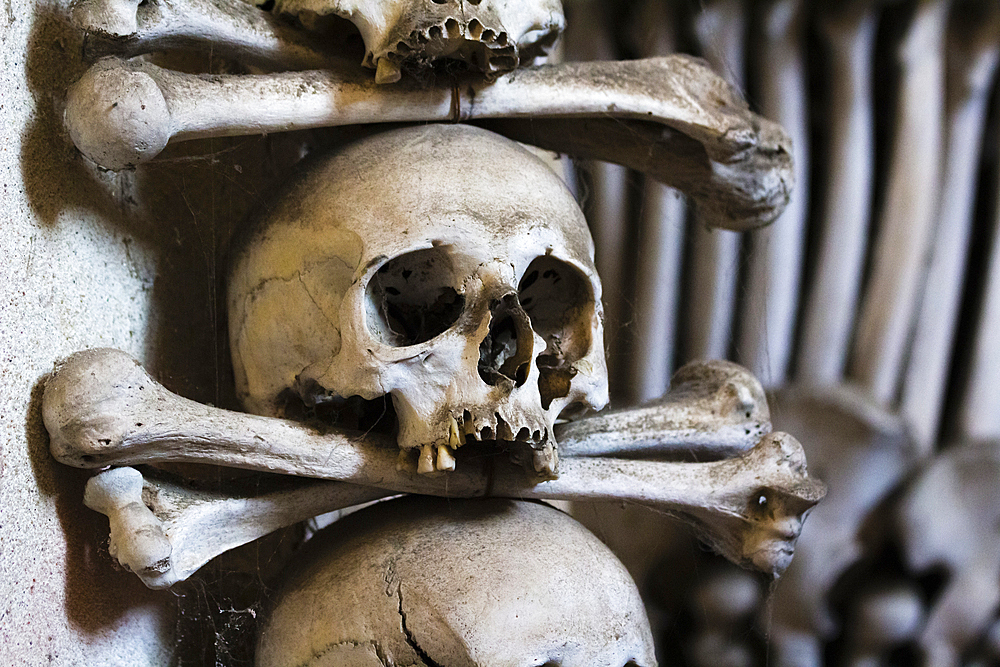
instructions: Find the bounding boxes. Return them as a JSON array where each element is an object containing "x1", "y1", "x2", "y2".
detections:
[
  {"x1": 558, "y1": 0, "x2": 1000, "y2": 666},
  {"x1": 46, "y1": 0, "x2": 824, "y2": 664}
]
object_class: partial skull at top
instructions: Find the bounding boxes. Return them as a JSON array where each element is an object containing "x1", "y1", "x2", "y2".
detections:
[
  {"x1": 228, "y1": 124, "x2": 608, "y2": 477},
  {"x1": 266, "y1": 0, "x2": 564, "y2": 82}
]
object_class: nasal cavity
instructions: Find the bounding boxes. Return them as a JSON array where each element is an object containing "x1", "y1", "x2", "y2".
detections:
[{"x1": 478, "y1": 293, "x2": 532, "y2": 387}]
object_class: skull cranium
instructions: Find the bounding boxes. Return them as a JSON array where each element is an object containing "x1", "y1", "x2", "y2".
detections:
[
  {"x1": 227, "y1": 124, "x2": 608, "y2": 476},
  {"x1": 256, "y1": 496, "x2": 656, "y2": 667}
]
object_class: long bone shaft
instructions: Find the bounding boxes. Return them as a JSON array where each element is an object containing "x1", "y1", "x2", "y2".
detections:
[
  {"x1": 796, "y1": 0, "x2": 878, "y2": 386},
  {"x1": 738, "y1": 0, "x2": 810, "y2": 387},
  {"x1": 683, "y1": 0, "x2": 747, "y2": 363},
  {"x1": 848, "y1": 0, "x2": 949, "y2": 406},
  {"x1": 85, "y1": 467, "x2": 393, "y2": 589},
  {"x1": 902, "y1": 3, "x2": 1000, "y2": 451},
  {"x1": 624, "y1": 0, "x2": 686, "y2": 403},
  {"x1": 556, "y1": 359, "x2": 770, "y2": 459},
  {"x1": 65, "y1": 55, "x2": 792, "y2": 230},
  {"x1": 91, "y1": 424, "x2": 816, "y2": 590},
  {"x1": 45, "y1": 349, "x2": 823, "y2": 576},
  {"x1": 45, "y1": 349, "x2": 771, "y2": 470}
]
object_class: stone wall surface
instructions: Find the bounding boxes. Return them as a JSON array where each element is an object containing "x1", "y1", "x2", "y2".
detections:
[{"x1": 0, "y1": 1, "x2": 289, "y2": 661}]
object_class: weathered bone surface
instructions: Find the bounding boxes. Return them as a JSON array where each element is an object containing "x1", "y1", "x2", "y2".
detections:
[
  {"x1": 523, "y1": 431, "x2": 822, "y2": 577},
  {"x1": 73, "y1": 0, "x2": 563, "y2": 82},
  {"x1": 228, "y1": 124, "x2": 607, "y2": 478},
  {"x1": 269, "y1": 0, "x2": 564, "y2": 83},
  {"x1": 257, "y1": 496, "x2": 656, "y2": 666},
  {"x1": 45, "y1": 348, "x2": 824, "y2": 578},
  {"x1": 557, "y1": 359, "x2": 770, "y2": 459},
  {"x1": 84, "y1": 466, "x2": 392, "y2": 588},
  {"x1": 83, "y1": 466, "x2": 173, "y2": 578},
  {"x1": 73, "y1": 0, "x2": 337, "y2": 69},
  {"x1": 64, "y1": 55, "x2": 792, "y2": 230}
]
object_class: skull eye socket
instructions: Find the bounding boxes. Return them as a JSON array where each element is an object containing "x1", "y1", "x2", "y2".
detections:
[
  {"x1": 366, "y1": 247, "x2": 465, "y2": 347},
  {"x1": 518, "y1": 256, "x2": 595, "y2": 408}
]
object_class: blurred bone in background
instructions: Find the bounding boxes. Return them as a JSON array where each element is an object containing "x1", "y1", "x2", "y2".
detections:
[{"x1": 563, "y1": 1, "x2": 1000, "y2": 666}]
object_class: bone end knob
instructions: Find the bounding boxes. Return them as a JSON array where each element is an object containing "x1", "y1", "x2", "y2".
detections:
[
  {"x1": 43, "y1": 348, "x2": 155, "y2": 467},
  {"x1": 71, "y1": 0, "x2": 142, "y2": 37},
  {"x1": 739, "y1": 432, "x2": 826, "y2": 577},
  {"x1": 84, "y1": 467, "x2": 174, "y2": 587},
  {"x1": 65, "y1": 58, "x2": 170, "y2": 171}
]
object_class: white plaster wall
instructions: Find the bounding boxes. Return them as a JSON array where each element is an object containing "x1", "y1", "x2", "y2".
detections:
[
  {"x1": 0, "y1": 2, "x2": 177, "y2": 655},
  {"x1": 0, "y1": 2, "x2": 288, "y2": 661}
]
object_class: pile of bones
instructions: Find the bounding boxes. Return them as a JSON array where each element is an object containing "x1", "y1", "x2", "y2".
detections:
[{"x1": 43, "y1": 0, "x2": 825, "y2": 663}]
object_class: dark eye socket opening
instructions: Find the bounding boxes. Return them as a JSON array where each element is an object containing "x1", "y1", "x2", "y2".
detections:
[
  {"x1": 517, "y1": 257, "x2": 593, "y2": 338},
  {"x1": 366, "y1": 248, "x2": 465, "y2": 347},
  {"x1": 517, "y1": 256, "x2": 595, "y2": 407}
]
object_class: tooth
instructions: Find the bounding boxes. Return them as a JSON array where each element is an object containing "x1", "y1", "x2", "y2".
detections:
[
  {"x1": 417, "y1": 444, "x2": 435, "y2": 474},
  {"x1": 375, "y1": 58, "x2": 402, "y2": 85},
  {"x1": 449, "y1": 417, "x2": 461, "y2": 447},
  {"x1": 396, "y1": 449, "x2": 412, "y2": 472},
  {"x1": 497, "y1": 420, "x2": 514, "y2": 442},
  {"x1": 463, "y1": 417, "x2": 478, "y2": 439},
  {"x1": 532, "y1": 440, "x2": 558, "y2": 478},
  {"x1": 436, "y1": 444, "x2": 456, "y2": 471}
]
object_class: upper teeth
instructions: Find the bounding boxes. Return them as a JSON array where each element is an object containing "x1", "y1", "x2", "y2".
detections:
[
  {"x1": 417, "y1": 443, "x2": 458, "y2": 474},
  {"x1": 409, "y1": 412, "x2": 550, "y2": 474},
  {"x1": 449, "y1": 412, "x2": 544, "y2": 446}
]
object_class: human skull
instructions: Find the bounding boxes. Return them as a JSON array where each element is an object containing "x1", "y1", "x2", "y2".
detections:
[
  {"x1": 256, "y1": 496, "x2": 657, "y2": 667},
  {"x1": 267, "y1": 0, "x2": 565, "y2": 82},
  {"x1": 228, "y1": 124, "x2": 608, "y2": 476}
]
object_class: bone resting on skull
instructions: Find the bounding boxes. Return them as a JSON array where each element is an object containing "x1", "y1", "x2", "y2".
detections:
[
  {"x1": 64, "y1": 55, "x2": 792, "y2": 229},
  {"x1": 557, "y1": 359, "x2": 771, "y2": 459},
  {"x1": 83, "y1": 466, "x2": 392, "y2": 589},
  {"x1": 83, "y1": 430, "x2": 822, "y2": 587},
  {"x1": 43, "y1": 347, "x2": 484, "y2": 495},
  {"x1": 257, "y1": 496, "x2": 657, "y2": 667},
  {"x1": 45, "y1": 349, "x2": 824, "y2": 579}
]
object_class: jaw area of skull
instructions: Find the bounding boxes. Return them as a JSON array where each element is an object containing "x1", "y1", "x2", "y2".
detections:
[{"x1": 228, "y1": 124, "x2": 609, "y2": 478}]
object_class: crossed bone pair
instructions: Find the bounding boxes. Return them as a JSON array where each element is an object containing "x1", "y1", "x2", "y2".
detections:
[
  {"x1": 43, "y1": 348, "x2": 824, "y2": 589},
  {"x1": 65, "y1": 0, "x2": 792, "y2": 232}
]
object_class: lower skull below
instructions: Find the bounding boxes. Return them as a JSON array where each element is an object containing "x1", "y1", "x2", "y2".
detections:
[{"x1": 256, "y1": 496, "x2": 656, "y2": 667}]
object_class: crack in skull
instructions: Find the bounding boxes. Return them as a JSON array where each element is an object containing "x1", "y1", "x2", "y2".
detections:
[{"x1": 228, "y1": 124, "x2": 609, "y2": 478}]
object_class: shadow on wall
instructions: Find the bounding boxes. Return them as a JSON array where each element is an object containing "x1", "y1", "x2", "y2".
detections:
[
  {"x1": 24, "y1": 374, "x2": 175, "y2": 636},
  {"x1": 18, "y1": 8, "x2": 354, "y2": 661},
  {"x1": 19, "y1": 3, "x2": 322, "y2": 410}
]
